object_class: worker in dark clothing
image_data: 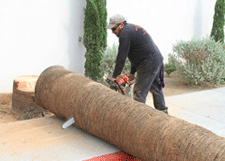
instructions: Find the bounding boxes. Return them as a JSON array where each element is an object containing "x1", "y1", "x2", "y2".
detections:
[{"x1": 106, "y1": 14, "x2": 168, "y2": 114}]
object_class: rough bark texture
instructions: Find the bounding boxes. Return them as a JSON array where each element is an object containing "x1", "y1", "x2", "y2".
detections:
[
  {"x1": 12, "y1": 76, "x2": 48, "y2": 119},
  {"x1": 35, "y1": 65, "x2": 225, "y2": 161}
]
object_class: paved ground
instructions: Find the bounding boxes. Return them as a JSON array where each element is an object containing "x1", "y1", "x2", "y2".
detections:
[
  {"x1": 160, "y1": 87, "x2": 225, "y2": 138},
  {"x1": 0, "y1": 87, "x2": 224, "y2": 161}
]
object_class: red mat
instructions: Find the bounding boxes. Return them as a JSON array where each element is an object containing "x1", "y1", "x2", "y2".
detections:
[{"x1": 83, "y1": 151, "x2": 141, "y2": 161}]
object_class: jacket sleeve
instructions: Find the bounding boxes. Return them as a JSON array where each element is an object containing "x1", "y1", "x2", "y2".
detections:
[
  {"x1": 112, "y1": 36, "x2": 131, "y2": 78},
  {"x1": 130, "y1": 65, "x2": 136, "y2": 75}
]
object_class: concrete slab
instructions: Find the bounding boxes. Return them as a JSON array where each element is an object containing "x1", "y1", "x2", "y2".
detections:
[
  {"x1": 146, "y1": 87, "x2": 225, "y2": 138},
  {"x1": 0, "y1": 116, "x2": 120, "y2": 161},
  {"x1": 165, "y1": 87, "x2": 225, "y2": 138}
]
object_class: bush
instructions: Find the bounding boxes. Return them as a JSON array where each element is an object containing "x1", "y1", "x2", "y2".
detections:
[
  {"x1": 172, "y1": 36, "x2": 225, "y2": 86},
  {"x1": 210, "y1": 0, "x2": 225, "y2": 43},
  {"x1": 83, "y1": 0, "x2": 107, "y2": 81},
  {"x1": 164, "y1": 53, "x2": 177, "y2": 76},
  {"x1": 100, "y1": 43, "x2": 131, "y2": 84}
]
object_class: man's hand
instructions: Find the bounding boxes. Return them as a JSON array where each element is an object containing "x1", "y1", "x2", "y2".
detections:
[
  {"x1": 128, "y1": 74, "x2": 135, "y2": 81},
  {"x1": 109, "y1": 77, "x2": 116, "y2": 83}
]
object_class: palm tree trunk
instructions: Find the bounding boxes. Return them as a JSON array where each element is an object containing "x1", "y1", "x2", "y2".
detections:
[{"x1": 35, "y1": 65, "x2": 225, "y2": 161}]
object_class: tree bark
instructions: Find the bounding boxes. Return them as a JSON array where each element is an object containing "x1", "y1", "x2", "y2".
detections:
[{"x1": 35, "y1": 65, "x2": 225, "y2": 161}]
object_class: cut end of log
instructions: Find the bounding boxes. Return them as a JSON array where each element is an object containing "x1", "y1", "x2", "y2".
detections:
[
  {"x1": 12, "y1": 75, "x2": 52, "y2": 119},
  {"x1": 14, "y1": 75, "x2": 39, "y2": 92}
]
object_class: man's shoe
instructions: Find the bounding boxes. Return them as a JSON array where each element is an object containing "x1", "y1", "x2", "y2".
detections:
[{"x1": 162, "y1": 109, "x2": 168, "y2": 114}]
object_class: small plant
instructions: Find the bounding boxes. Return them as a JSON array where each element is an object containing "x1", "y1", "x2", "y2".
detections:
[
  {"x1": 172, "y1": 36, "x2": 225, "y2": 86},
  {"x1": 164, "y1": 53, "x2": 177, "y2": 76},
  {"x1": 99, "y1": 43, "x2": 131, "y2": 85}
]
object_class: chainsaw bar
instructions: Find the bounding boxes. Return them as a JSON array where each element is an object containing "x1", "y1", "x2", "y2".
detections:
[{"x1": 62, "y1": 117, "x2": 75, "y2": 129}]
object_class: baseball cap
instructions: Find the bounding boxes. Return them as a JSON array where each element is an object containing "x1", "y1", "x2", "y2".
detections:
[{"x1": 106, "y1": 14, "x2": 125, "y2": 29}]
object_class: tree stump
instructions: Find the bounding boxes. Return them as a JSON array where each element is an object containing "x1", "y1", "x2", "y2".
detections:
[{"x1": 12, "y1": 75, "x2": 51, "y2": 119}]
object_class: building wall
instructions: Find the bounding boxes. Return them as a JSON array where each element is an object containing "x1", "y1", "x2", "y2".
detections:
[
  {"x1": 106, "y1": 0, "x2": 217, "y2": 63},
  {"x1": 0, "y1": 0, "x2": 86, "y2": 93},
  {"x1": 0, "y1": 0, "x2": 218, "y2": 93}
]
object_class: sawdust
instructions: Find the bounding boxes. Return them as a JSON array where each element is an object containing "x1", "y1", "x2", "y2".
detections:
[
  {"x1": 0, "y1": 72, "x2": 224, "y2": 123},
  {"x1": 0, "y1": 93, "x2": 53, "y2": 123},
  {"x1": 0, "y1": 93, "x2": 23, "y2": 123}
]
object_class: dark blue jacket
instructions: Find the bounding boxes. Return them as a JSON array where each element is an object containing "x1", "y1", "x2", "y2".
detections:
[{"x1": 112, "y1": 23, "x2": 164, "y2": 78}]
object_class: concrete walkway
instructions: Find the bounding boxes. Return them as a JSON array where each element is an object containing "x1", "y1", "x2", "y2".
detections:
[
  {"x1": 147, "y1": 87, "x2": 225, "y2": 138},
  {"x1": 0, "y1": 116, "x2": 121, "y2": 161},
  {"x1": 0, "y1": 87, "x2": 224, "y2": 160},
  {"x1": 166, "y1": 88, "x2": 225, "y2": 137},
  {"x1": 166, "y1": 87, "x2": 225, "y2": 138}
]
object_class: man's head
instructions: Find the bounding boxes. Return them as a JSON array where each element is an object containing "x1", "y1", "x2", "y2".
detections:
[{"x1": 106, "y1": 14, "x2": 126, "y2": 37}]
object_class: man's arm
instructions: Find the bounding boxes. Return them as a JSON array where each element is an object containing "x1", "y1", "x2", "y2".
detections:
[
  {"x1": 128, "y1": 65, "x2": 136, "y2": 81},
  {"x1": 112, "y1": 36, "x2": 131, "y2": 78},
  {"x1": 130, "y1": 65, "x2": 136, "y2": 75}
]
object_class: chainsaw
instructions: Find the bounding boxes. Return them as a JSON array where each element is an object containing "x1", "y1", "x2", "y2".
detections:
[{"x1": 106, "y1": 73, "x2": 135, "y2": 96}]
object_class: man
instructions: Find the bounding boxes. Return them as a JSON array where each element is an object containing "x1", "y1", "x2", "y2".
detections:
[{"x1": 106, "y1": 14, "x2": 168, "y2": 114}]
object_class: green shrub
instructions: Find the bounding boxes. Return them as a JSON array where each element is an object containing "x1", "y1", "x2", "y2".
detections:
[
  {"x1": 172, "y1": 36, "x2": 225, "y2": 86},
  {"x1": 211, "y1": 0, "x2": 225, "y2": 43},
  {"x1": 164, "y1": 53, "x2": 177, "y2": 76},
  {"x1": 100, "y1": 43, "x2": 131, "y2": 80},
  {"x1": 83, "y1": 0, "x2": 107, "y2": 81}
]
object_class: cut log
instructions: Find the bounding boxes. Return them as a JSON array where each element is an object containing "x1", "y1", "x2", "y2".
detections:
[
  {"x1": 12, "y1": 75, "x2": 51, "y2": 119},
  {"x1": 35, "y1": 65, "x2": 225, "y2": 161}
]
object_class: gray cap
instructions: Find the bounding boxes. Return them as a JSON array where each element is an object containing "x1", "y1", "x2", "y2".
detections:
[{"x1": 106, "y1": 14, "x2": 125, "y2": 29}]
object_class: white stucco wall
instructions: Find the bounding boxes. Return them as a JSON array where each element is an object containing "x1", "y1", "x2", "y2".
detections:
[
  {"x1": 106, "y1": 0, "x2": 217, "y2": 63},
  {"x1": 0, "y1": 0, "x2": 219, "y2": 93},
  {"x1": 0, "y1": 0, "x2": 86, "y2": 93}
]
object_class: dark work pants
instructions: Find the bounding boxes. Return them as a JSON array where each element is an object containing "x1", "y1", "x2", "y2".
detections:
[{"x1": 133, "y1": 56, "x2": 167, "y2": 111}]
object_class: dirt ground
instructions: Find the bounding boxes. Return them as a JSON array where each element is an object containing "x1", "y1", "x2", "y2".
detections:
[{"x1": 1, "y1": 73, "x2": 224, "y2": 123}]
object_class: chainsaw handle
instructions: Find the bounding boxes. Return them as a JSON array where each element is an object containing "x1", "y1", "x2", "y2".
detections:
[
  {"x1": 106, "y1": 78, "x2": 125, "y2": 95},
  {"x1": 106, "y1": 78, "x2": 118, "y2": 92},
  {"x1": 113, "y1": 80, "x2": 125, "y2": 95},
  {"x1": 106, "y1": 78, "x2": 113, "y2": 85}
]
